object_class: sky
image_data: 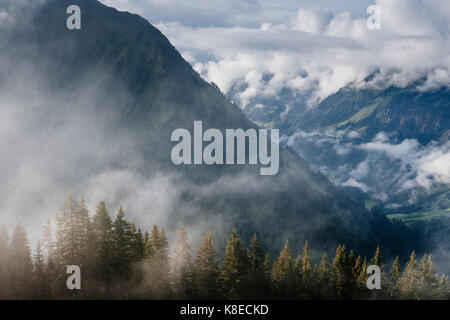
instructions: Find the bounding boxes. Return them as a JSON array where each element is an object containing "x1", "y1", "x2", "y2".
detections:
[
  {"x1": 99, "y1": 0, "x2": 450, "y2": 107},
  {"x1": 0, "y1": 0, "x2": 449, "y2": 246},
  {"x1": 97, "y1": 0, "x2": 450, "y2": 204}
]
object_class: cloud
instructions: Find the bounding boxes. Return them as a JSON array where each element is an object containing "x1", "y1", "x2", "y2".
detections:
[
  {"x1": 342, "y1": 178, "x2": 371, "y2": 193},
  {"x1": 147, "y1": 0, "x2": 450, "y2": 111},
  {"x1": 100, "y1": 0, "x2": 265, "y2": 27},
  {"x1": 284, "y1": 128, "x2": 450, "y2": 206},
  {"x1": 293, "y1": 7, "x2": 332, "y2": 34}
]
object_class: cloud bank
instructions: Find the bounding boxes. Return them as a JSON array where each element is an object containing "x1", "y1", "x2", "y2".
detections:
[{"x1": 145, "y1": 0, "x2": 450, "y2": 109}]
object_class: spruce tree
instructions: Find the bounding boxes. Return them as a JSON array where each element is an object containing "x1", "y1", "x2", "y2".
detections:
[
  {"x1": 8, "y1": 224, "x2": 33, "y2": 299},
  {"x1": 388, "y1": 256, "x2": 401, "y2": 299},
  {"x1": 42, "y1": 220, "x2": 55, "y2": 269},
  {"x1": 55, "y1": 195, "x2": 91, "y2": 268},
  {"x1": 129, "y1": 224, "x2": 145, "y2": 262},
  {"x1": 91, "y1": 201, "x2": 114, "y2": 283},
  {"x1": 219, "y1": 229, "x2": 249, "y2": 299},
  {"x1": 271, "y1": 240, "x2": 295, "y2": 299},
  {"x1": 399, "y1": 251, "x2": 419, "y2": 299},
  {"x1": 247, "y1": 234, "x2": 269, "y2": 299},
  {"x1": 0, "y1": 226, "x2": 9, "y2": 298},
  {"x1": 193, "y1": 232, "x2": 220, "y2": 299},
  {"x1": 111, "y1": 206, "x2": 133, "y2": 281},
  {"x1": 299, "y1": 240, "x2": 313, "y2": 299},
  {"x1": 417, "y1": 254, "x2": 440, "y2": 299},
  {"x1": 316, "y1": 253, "x2": 331, "y2": 299},
  {"x1": 142, "y1": 225, "x2": 171, "y2": 298},
  {"x1": 33, "y1": 241, "x2": 52, "y2": 299},
  {"x1": 172, "y1": 227, "x2": 193, "y2": 299},
  {"x1": 331, "y1": 245, "x2": 351, "y2": 299}
]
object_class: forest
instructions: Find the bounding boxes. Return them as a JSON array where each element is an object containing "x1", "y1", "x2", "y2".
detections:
[{"x1": 0, "y1": 194, "x2": 448, "y2": 300}]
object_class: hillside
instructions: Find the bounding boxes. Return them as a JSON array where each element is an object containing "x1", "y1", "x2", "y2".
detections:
[{"x1": 0, "y1": 0, "x2": 422, "y2": 258}]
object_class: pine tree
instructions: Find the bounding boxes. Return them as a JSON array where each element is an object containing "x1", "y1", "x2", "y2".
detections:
[
  {"x1": 111, "y1": 206, "x2": 133, "y2": 281},
  {"x1": 55, "y1": 194, "x2": 91, "y2": 267},
  {"x1": 33, "y1": 241, "x2": 51, "y2": 299},
  {"x1": 42, "y1": 220, "x2": 55, "y2": 268},
  {"x1": 76, "y1": 199, "x2": 92, "y2": 267},
  {"x1": 271, "y1": 240, "x2": 295, "y2": 299},
  {"x1": 263, "y1": 254, "x2": 272, "y2": 296},
  {"x1": 417, "y1": 254, "x2": 440, "y2": 299},
  {"x1": 193, "y1": 232, "x2": 220, "y2": 299},
  {"x1": 298, "y1": 240, "x2": 313, "y2": 299},
  {"x1": 219, "y1": 229, "x2": 249, "y2": 299},
  {"x1": 399, "y1": 251, "x2": 419, "y2": 299},
  {"x1": 352, "y1": 254, "x2": 365, "y2": 298},
  {"x1": 370, "y1": 246, "x2": 385, "y2": 298},
  {"x1": 129, "y1": 224, "x2": 145, "y2": 262},
  {"x1": 331, "y1": 245, "x2": 351, "y2": 299},
  {"x1": 316, "y1": 253, "x2": 331, "y2": 299},
  {"x1": 91, "y1": 201, "x2": 114, "y2": 283},
  {"x1": 247, "y1": 235, "x2": 269, "y2": 299},
  {"x1": 8, "y1": 224, "x2": 33, "y2": 299},
  {"x1": 142, "y1": 225, "x2": 171, "y2": 298},
  {"x1": 388, "y1": 256, "x2": 401, "y2": 299},
  {"x1": 0, "y1": 226, "x2": 9, "y2": 298},
  {"x1": 172, "y1": 227, "x2": 193, "y2": 299}
]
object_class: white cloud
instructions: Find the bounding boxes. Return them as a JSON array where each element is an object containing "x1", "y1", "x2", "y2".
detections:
[
  {"x1": 150, "y1": 0, "x2": 450, "y2": 110},
  {"x1": 342, "y1": 178, "x2": 371, "y2": 193},
  {"x1": 292, "y1": 7, "x2": 332, "y2": 34}
]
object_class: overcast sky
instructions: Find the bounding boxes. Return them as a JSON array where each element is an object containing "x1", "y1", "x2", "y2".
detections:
[{"x1": 99, "y1": 0, "x2": 450, "y2": 107}]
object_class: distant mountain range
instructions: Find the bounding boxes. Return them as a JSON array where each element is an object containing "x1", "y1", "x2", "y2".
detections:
[{"x1": 245, "y1": 82, "x2": 449, "y2": 213}]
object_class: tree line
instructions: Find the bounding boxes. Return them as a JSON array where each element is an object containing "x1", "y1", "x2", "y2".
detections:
[{"x1": 0, "y1": 194, "x2": 448, "y2": 300}]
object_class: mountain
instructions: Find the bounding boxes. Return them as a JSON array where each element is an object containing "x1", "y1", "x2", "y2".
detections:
[
  {"x1": 280, "y1": 85, "x2": 449, "y2": 211},
  {"x1": 0, "y1": 0, "x2": 422, "y2": 258},
  {"x1": 292, "y1": 85, "x2": 449, "y2": 143}
]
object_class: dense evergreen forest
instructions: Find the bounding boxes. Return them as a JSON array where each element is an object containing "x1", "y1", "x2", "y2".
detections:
[{"x1": 0, "y1": 194, "x2": 448, "y2": 300}]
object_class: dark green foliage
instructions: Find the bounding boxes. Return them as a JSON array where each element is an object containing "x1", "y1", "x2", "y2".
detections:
[
  {"x1": 0, "y1": 226, "x2": 9, "y2": 298},
  {"x1": 8, "y1": 225, "x2": 33, "y2": 299},
  {"x1": 91, "y1": 201, "x2": 114, "y2": 283},
  {"x1": 0, "y1": 198, "x2": 448, "y2": 300},
  {"x1": 271, "y1": 241, "x2": 295, "y2": 299},
  {"x1": 193, "y1": 233, "x2": 220, "y2": 299},
  {"x1": 247, "y1": 235, "x2": 270, "y2": 299},
  {"x1": 142, "y1": 225, "x2": 171, "y2": 298},
  {"x1": 219, "y1": 230, "x2": 249, "y2": 299}
]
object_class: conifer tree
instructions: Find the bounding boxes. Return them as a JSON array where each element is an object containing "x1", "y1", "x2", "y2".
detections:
[
  {"x1": 417, "y1": 254, "x2": 440, "y2": 299},
  {"x1": 352, "y1": 255, "x2": 365, "y2": 298},
  {"x1": 55, "y1": 195, "x2": 91, "y2": 268},
  {"x1": 33, "y1": 241, "x2": 51, "y2": 299},
  {"x1": 399, "y1": 251, "x2": 419, "y2": 299},
  {"x1": 331, "y1": 245, "x2": 351, "y2": 299},
  {"x1": 369, "y1": 246, "x2": 386, "y2": 298},
  {"x1": 42, "y1": 220, "x2": 55, "y2": 268},
  {"x1": 388, "y1": 256, "x2": 401, "y2": 298},
  {"x1": 111, "y1": 207, "x2": 133, "y2": 281},
  {"x1": 91, "y1": 201, "x2": 114, "y2": 283},
  {"x1": 142, "y1": 225, "x2": 171, "y2": 298},
  {"x1": 316, "y1": 253, "x2": 331, "y2": 299},
  {"x1": 0, "y1": 226, "x2": 9, "y2": 298},
  {"x1": 263, "y1": 254, "x2": 272, "y2": 294},
  {"x1": 219, "y1": 229, "x2": 249, "y2": 299},
  {"x1": 193, "y1": 232, "x2": 220, "y2": 299},
  {"x1": 172, "y1": 227, "x2": 193, "y2": 299},
  {"x1": 247, "y1": 235, "x2": 269, "y2": 299},
  {"x1": 271, "y1": 240, "x2": 295, "y2": 299},
  {"x1": 129, "y1": 224, "x2": 145, "y2": 262},
  {"x1": 8, "y1": 225, "x2": 33, "y2": 299},
  {"x1": 299, "y1": 241, "x2": 313, "y2": 299}
]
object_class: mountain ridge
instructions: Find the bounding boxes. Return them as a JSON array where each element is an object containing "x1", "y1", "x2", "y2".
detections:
[{"x1": 0, "y1": 0, "x2": 422, "y2": 259}]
